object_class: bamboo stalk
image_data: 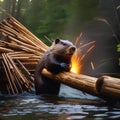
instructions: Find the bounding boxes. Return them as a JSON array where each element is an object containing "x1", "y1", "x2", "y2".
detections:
[
  {"x1": 2, "y1": 54, "x2": 17, "y2": 94},
  {"x1": 16, "y1": 59, "x2": 34, "y2": 83},
  {"x1": 6, "y1": 84, "x2": 11, "y2": 94},
  {"x1": 8, "y1": 36, "x2": 44, "y2": 55},
  {"x1": 8, "y1": 19, "x2": 37, "y2": 44},
  {"x1": 1, "y1": 17, "x2": 48, "y2": 50},
  {"x1": 12, "y1": 70, "x2": 23, "y2": 93},
  {"x1": 10, "y1": 16, "x2": 47, "y2": 48},
  {"x1": 22, "y1": 62, "x2": 37, "y2": 71},
  {"x1": 0, "y1": 46, "x2": 14, "y2": 53},
  {"x1": 8, "y1": 52, "x2": 40, "y2": 62},
  {"x1": 2, "y1": 19, "x2": 15, "y2": 30},
  {"x1": 0, "y1": 22, "x2": 19, "y2": 36},
  {"x1": 6, "y1": 53, "x2": 32, "y2": 91},
  {"x1": 8, "y1": 17, "x2": 48, "y2": 49},
  {"x1": 0, "y1": 28, "x2": 16, "y2": 37},
  {"x1": 5, "y1": 54, "x2": 20, "y2": 94},
  {"x1": 2, "y1": 61, "x2": 12, "y2": 94},
  {"x1": 9, "y1": 37, "x2": 45, "y2": 52}
]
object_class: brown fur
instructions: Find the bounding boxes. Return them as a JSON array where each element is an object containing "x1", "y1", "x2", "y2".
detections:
[{"x1": 34, "y1": 39, "x2": 76, "y2": 95}]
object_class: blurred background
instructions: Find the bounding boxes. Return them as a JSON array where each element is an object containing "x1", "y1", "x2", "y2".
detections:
[{"x1": 0, "y1": 0, "x2": 120, "y2": 76}]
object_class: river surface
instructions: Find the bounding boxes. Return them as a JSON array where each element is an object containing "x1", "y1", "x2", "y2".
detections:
[{"x1": 0, "y1": 85, "x2": 120, "y2": 120}]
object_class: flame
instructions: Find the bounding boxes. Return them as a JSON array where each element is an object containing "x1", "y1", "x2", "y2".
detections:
[
  {"x1": 70, "y1": 49, "x2": 82, "y2": 74},
  {"x1": 70, "y1": 41, "x2": 95, "y2": 74}
]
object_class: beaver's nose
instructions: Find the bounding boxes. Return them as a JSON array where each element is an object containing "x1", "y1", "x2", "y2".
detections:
[{"x1": 70, "y1": 46, "x2": 76, "y2": 54}]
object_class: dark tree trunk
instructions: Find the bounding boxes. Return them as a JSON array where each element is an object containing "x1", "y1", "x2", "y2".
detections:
[
  {"x1": 16, "y1": 0, "x2": 22, "y2": 19},
  {"x1": 11, "y1": 0, "x2": 16, "y2": 17}
]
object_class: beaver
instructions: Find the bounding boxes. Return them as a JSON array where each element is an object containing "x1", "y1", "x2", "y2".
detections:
[{"x1": 34, "y1": 39, "x2": 76, "y2": 95}]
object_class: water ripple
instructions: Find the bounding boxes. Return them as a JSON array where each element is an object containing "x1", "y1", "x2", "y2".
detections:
[{"x1": 0, "y1": 94, "x2": 120, "y2": 120}]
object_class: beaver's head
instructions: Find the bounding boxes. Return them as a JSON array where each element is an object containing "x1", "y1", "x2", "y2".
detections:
[{"x1": 50, "y1": 39, "x2": 76, "y2": 62}]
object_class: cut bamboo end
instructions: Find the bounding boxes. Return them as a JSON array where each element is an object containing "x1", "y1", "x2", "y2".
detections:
[
  {"x1": 98, "y1": 76, "x2": 120, "y2": 100},
  {"x1": 96, "y1": 77, "x2": 104, "y2": 93}
]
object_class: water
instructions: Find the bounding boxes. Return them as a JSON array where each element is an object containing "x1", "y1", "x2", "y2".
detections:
[{"x1": 0, "y1": 85, "x2": 120, "y2": 120}]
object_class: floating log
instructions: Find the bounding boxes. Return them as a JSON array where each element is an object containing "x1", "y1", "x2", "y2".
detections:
[
  {"x1": 42, "y1": 69, "x2": 103, "y2": 96},
  {"x1": 42, "y1": 69, "x2": 120, "y2": 101},
  {"x1": 42, "y1": 69, "x2": 120, "y2": 100},
  {"x1": 98, "y1": 76, "x2": 120, "y2": 100}
]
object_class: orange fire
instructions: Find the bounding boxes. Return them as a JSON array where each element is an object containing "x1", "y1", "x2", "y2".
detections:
[
  {"x1": 70, "y1": 40, "x2": 95, "y2": 74},
  {"x1": 70, "y1": 49, "x2": 82, "y2": 74}
]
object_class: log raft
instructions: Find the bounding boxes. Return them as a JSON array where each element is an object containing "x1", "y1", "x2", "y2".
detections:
[{"x1": 0, "y1": 16, "x2": 120, "y2": 101}]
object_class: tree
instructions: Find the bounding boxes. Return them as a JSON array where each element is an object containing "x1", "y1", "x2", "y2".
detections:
[
  {"x1": 64, "y1": 0, "x2": 99, "y2": 39},
  {"x1": 23, "y1": 0, "x2": 46, "y2": 35},
  {"x1": 36, "y1": 0, "x2": 68, "y2": 41}
]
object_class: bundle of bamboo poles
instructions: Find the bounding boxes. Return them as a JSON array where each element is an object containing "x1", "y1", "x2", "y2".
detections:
[{"x1": 0, "y1": 16, "x2": 48, "y2": 94}]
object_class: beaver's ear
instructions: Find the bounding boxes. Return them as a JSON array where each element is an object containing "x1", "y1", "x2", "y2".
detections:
[{"x1": 55, "y1": 39, "x2": 60, "y2": 44}]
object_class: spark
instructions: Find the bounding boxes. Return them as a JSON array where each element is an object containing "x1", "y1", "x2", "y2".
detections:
[{"x1": 90, "y1": 61, "x2": 95, "y2": 70}]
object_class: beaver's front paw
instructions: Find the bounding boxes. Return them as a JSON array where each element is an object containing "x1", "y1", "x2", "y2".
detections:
[{"x1": 60, "y1": 63, "x2": 71, "y2": 71}]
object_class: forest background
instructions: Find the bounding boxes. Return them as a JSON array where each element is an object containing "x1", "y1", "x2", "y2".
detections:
[{"x1": 0, "y1": 0, "x2": 120, "y2": 76}]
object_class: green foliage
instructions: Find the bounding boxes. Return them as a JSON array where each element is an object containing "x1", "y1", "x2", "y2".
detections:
[
  {"x1": 117, "y1": 44, "x2": 120, "y2": 52},
  {"x1": 64, "y1": 0, "x2": 99, "y2": 37},
  {"x1": 0, "y1": 0, "x2": 99, "y2": 43},
  {"x1": 36, "y1": 0, "x2": 68, "y2": 40},
  {"x1": 20, "y1": 0, "x2": 99, "y2": 43},
  {"x1": 117, "y1": 44, "x2": 120, "y2": 66}
]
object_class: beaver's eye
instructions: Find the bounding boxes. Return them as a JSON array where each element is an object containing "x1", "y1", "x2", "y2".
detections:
[{"x1": 62, "y1": 42, "x2": 67, "y2": 46}]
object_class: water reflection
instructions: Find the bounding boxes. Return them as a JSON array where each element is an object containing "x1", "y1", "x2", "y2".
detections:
[{"x1": 0, "y1": 87, "x2": 120, "y2": 120}]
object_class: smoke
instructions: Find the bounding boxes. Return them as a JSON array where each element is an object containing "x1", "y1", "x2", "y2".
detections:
[{"x1": 63, "y1": 0, "x2": 120, "y2": 76}]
